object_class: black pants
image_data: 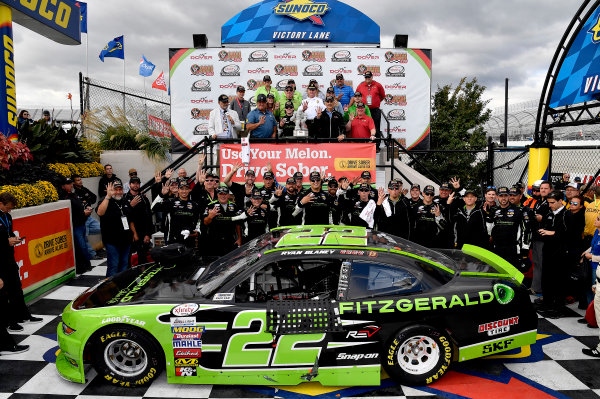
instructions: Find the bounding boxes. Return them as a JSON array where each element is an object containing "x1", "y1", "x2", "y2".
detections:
[
  {"x1": 0, "y1": 289, "x2": 16, "y2": 349},
  {"x1": 306, "y1": 119, "x2": 319, "y2": 137},
  {"x1": 369, "y1": 107, "x2": 382, "y2": 147},
  {"x1": 494, "y1": 244, "x2": 518, "y2": 268},
  {"x1": 542, "y1": 250, "x2": 567, "y2": 308},
  {"x1": 3, "y1": 262, "x2": 31, "y2": 324}
]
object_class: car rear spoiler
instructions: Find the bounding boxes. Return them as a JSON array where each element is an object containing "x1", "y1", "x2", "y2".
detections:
[{"x1": 460, "y1": 244, "x2": 524, "y2": 285}]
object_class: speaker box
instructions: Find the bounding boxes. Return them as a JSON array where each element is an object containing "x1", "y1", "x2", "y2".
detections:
[
  {"x1": 394, "y1": 34, "x2": 408, "y2": 48},
  {"x1": 193, "y1": 34, "x2": 208, "y2": 48}
]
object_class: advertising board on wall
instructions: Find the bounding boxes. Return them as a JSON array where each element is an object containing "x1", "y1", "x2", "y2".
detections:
[
  {"x1": 170, "y1": 47, "x2": 431, "y2": 150},
  {"x1": 220, "y1": 143, "x2": 376, "y2": 183}
]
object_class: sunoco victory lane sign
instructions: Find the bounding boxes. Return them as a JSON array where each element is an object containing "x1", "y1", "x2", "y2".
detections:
[{"x1": 169, "y1": 47, "x2": 431, "y2": 150}]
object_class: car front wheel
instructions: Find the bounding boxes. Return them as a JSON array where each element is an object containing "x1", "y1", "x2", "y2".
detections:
[
  {"x1": 383, "y1": 325, "x2": 452, "y2": 386},
  {"x1": 91, "y1": 326, "x2": 163, "y2": 387}
]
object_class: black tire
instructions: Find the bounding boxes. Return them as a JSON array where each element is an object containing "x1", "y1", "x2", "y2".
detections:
[
  {"x1": 91, "y1": 325, "x2": 163, "y2": 387},
  {"x1": 382, "y1": 325, "x2": 452, "y2": 386}
]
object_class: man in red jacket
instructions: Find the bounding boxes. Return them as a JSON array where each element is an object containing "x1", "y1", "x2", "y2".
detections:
[{"x1": 355, "y1": 71, "x2": 385, "y2": 150}]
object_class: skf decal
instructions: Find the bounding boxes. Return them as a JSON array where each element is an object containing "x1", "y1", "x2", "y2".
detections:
[
  {"x1": 174, "y1": 349, "x2": 201, "y2": 358},
  {"x1": 172, "y1": 303, "x2": 199, "y2": 317},
  {"x1": 482, "y1": 338, "x2": 514, "y2": 354},
  {"x1": 273, "y1": 0, "x2": 330, "y2": 25},
  {"x1": 346, "y1": 325, "x2": 380, "y2": 339},
  {"x1": 175, "y1": 366, "x2": 197, "y2": 376},
  {"x1": 479, "y1": 316, "x2": 519, "y2": 336},
  {"x1": 174, "y1": 358, "x2": 199, "y2": 366}
]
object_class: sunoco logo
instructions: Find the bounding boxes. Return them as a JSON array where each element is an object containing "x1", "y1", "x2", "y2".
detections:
[
  {"x1": 190, "y1": 65, "x2": 213, "y2": 76},
  {"x1": 357, "y1": 53, "x2": 379, "y2": 60},
  {"x1": 386, "y1": 65, "x2": 405, "y2": 77},
  {"x1": 384, "y1": 95, "x2": 407, "y2": 106},
  {"x1": 191, "y1": 80, "x2": 211, "y2": 92},
  {"x1": 190, "y1": 53, "x2": 212, "y2": 60},
  {"x1": 247, "y1": 67, "x2": 270, "y2": 74},
  {"x1": 387, "y1": 109, "x2": 406, "y2": 120},
  {"x1": 218, "y1": 50, "x2": 242, "y2": 62},
  {"x1": 221, "y1": 64, "x2": 240, "y2": 76},
  {"x1": 275, "y1": 52, "x2": 297, "y2": 60},
  {"x1": 332, "y1": 50, "x2": 351, "y2": 62},
  {"x1": 303, "y1": 64, "x2": 323, "y2": 76},
  {"x1": 302, "y1": 50, "x2": 326, "y2": 62},
  {"x1": 273, "y1": 0, "x2": 329, "y2": 26},
  {"x1": 357, "y1": 65, "x2": 380, "y2": 76},
  {"x1": 193, "y1": 124, "x2": 209, "y2": 135},
  {"x1": 385, "y1": 83, "x2": 407, "y2": 90},
  {"x1": 385, "y1": 51, "x2": 408, "y2": 63},
  {"x1": 248, "y1": 50, "x2": 269, "y2": 62},
  {"x1": 274, "y1": 64, "x2": 298, "y2": 76}
]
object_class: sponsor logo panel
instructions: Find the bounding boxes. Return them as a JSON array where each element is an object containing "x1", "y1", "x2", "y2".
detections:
[
  {"x1": 336, "y1": 352, "x2": 379, "y2": 360},
  {"x1": 174, "y1": 358, "x2": 199, "y2": 366},
  {"x1": 384, "y1": 95, "x2": 407, "y2": 106},
  {"x1": 248, "y1": 50, "x2": 269, "y2": 62},
  {"x1": 274, "y1": 64, "x2": 298, "y2": 76},
  {"x1": 478, "y1": 316, "x2": 519, "y2": 336},
  {"x1": 213, "y1": 293, "x2": 234, "y2": 301},
  {"x1": 386, "y1": 65, "x2": 406, "y2": 77},
  {"x1": 174, "y1": 348, "x2": 202, "y2": 358},
  {"x1": 173, "y1": 340, "x2": 202, "y2": 349},
  {"x1": 170, "y1": 317, "x2": 197, "y2": 326},
  {"x1": 356, "y1": 53, "x2": 380, "y2": 60},
  {"x1": 357, "y1": 64, "x2": 381, "y2": 76},
  {"x1": 220, "y1": 64, "x2": 241, "y2": 76},
  {"x1": 385, "y1": 83, "x2": 407, "y2": 90},
  {"x1": 171, "y1": 325, "x2": 205, "y2": 333},
  {"x1": 173, "y1": 333, "x2": 201, "y2": 340},
  {"x1": 247, "y1": 67, "x2": 271, "y2": 74},
  {"x1": 387, "y1": 109, "x2": 406, "y2": 121},
  {"x1": 193, "y1": 124, "x2": 209, "y2": 136},
  {"x1": 175, "y1": 366, "x2": 197, "y2": 376},
  {"x1": 331, "y1": 50, "x2": 351, "y2": 62},
  {"x1": 101, "y1": 316, "x2": 146, "y2": 326},
  {"x1": 347, "y1": 325, "x2": 381, "y2": 339},
  {"x1": 190, "y1": 65, "x2": 214, "y2": 76},
  {"x1": 384, "y1": 51, "x2": 408, "y2": 63},
  {"x1": 302, "y1": 50, "x2": 326, "y2": 62},
  {"x1": 219, "y1": 82, "x2": 239, "y2": 89},
  {"x1": 303, "y1": 64, "x2": 323, "y2": 76},
  {"x1": 218, "y1": 50, "x2": 242, "y2": 62},
  {"x1": 274, "y1": 52, "x2": 297, "y2": 60},
  {"x1": 190, "y1": 53, "x2": 213, "y2": 60},
  {"x1": 191, "y1": 80, "x2": 211, "y2": 92}
]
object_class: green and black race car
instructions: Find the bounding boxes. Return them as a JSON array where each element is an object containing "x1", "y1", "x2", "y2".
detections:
[{"x1": 56, "y1": 225, "x2": 537, "y2": 388}]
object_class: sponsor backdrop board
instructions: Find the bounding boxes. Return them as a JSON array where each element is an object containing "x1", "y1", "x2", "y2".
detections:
[
  {"x1": 220, "y1": 143, "x2": 376, "y2": 183},
  {"x1": 11, "y1": 200, "x2": 75, "y2": 299},
  {"x1": 169, "y1": 47, "x2": 431, "y2": 151}
]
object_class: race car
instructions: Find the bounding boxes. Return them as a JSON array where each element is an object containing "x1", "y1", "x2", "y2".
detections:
[{"x1": 56, "y1": 225, "x2": 537, "y2": 388}]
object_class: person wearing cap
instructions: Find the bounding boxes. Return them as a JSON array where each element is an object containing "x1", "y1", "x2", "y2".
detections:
[
  {"x1": 208, "y1": 94, "x2": 242, "y2": 140},
  {"x1": 266, "y1": 93, "x2": 278, "y2": 119},
  {"x1": 302, "y1": 79, "x2": 326, "y2": 101},
  {"x1": 554, "y1": 173, "x2": 571, "y2": 191},
  {"x1": 125, "y1": 176, "x2": 154, "y2": 264},
  {"x1": 433, "y1": 182, "x2": 457, "y2": 249},
  {"x1": 450, "y1": 188, "x2": 489, "y2": 249},
  {"x1": 564, "y1": 194, "x2": 586, "y2": 308},
  {"x1": 58, "y1": 176, "x2": 92, "y2": 274},
  {"x1": 486, "y1": 187, "x2": 524, "y2": 267},
  {"x1": 509, "y1": 185, "x2": 524, "y2": 208},
  {"x1": 412, "y1": 185, "x2": 447, "y2": 248},
  {"x1": 279, "y1": 85, "x2": 301, "y2": 117},
  {"x1": 96, "y1": 180, "x2": 134, "y2": 277},
  {"x1": 346, "y1": 171, "x2": 378, "y2": 203},
  {"x1": 235, "y1": 189, "x2": 269, "y2": 241},
  {"x1": 256, "y1": 171, "x2": 280, "y2": 229},
  {"x1": 325, "y1": 87, "x2": 344, "y2": 114},
  {"x1": 343, "y1": 92, "x2": 371, "y2": 122},
  {"x1": 583, "y1": 185, "x2": 600, "y2": 254},
  {"x1": 355, "y1": 71, "x2": 385, "y2": 149},
  {"x1": 203, "y1": 186, "x2": 243, "y2": 256},
  {"x1": 98, "y1": 164, "x2": 119, "y2": 199},
  {"x1": 285, "y1": 79, "x2": 303, "y2": 104},
  {"x1": 123, "y1": 168, "x2": 138, "y2": 194},
  {"x1": 230, "y1": 86, "x2": 252, "y2": 135},
  {"x1": 42, "y1": 109, "x2": 52, "y2": 125},
  {"x1": 325, "y1": 178, "x2": 344, "y2": 225},
  {"x1": 376, "y1": 181, "x2": 411, "y2": 239},
  {"x1": 279, "y1": 101, "x2": 297, "y2": 137},
  {"x1": 346, "y1": 101, "x2": 376, "y2": 140},
  {"x1": 301, "y1": 83, "x2": 326, "y2": 137},
  {"x1": 529, "y1": 180, "x2": 552, "y2": 295},
  {"x1": 316, "y1": 96, "x2": 345, "y2": 140},
  {"x1": 247, "y1": 93, "x2": 278, "y2": 138},
  {"x1": 333, "y1": 74, "x2": 355, "y2": 109},
  {"x1": 564, "y1": 182, "x2": 581, "y2": 209},
  {"x1": 295, "y1": 171, "x2": 334, "y2": 225},
  {"x1": 253, "y1": 75, "x2": 281, "y2": 108},
  {"x1": 343, "y1": 183, "x2": 377, "y2": 228},
  {"x1": 154, "y1": 179, "x2": 201, "y2": 248},
  {"x1": 294, "y1": 172, "x2": 306, "y2": 195},
  {"x1": 408, "y1": 184, "x2": 423, "y2": 210},
  {"x1": 190, "y1": 170, "x2": 219, "y2": 214},
  {"x1": 271, "y1": 177, "x2": 303, "y2": 226},
  {"x1": 223, "y1": 163, "x2": 257, "y2": 208}
]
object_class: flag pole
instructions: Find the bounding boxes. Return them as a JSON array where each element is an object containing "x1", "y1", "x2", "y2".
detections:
[
  {"x1": 122, "y1": 57, "x2": 126, "y2": 112},
  {"x1": 85, "y1": 33, "x2": 88, "y2": 78}
]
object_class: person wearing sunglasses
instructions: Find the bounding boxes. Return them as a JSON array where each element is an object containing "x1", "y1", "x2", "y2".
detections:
[
  {"x1": 278, "y1": 85, "x2": 301, "y2": 116},
  {"x1": 411, "y1": 185, "x2": 446, "y2": 248},
  {"x1": 343, "y1": 183, "x2": 376, "y2": 228},
  {"x1": 488, "y1": 187, "x2": 524, "y2": 268},
  {"x1": 17, "y1": 110, "x2": 32, "y2": 128},
  {"x1": 295, "y1": 171, "x2": 334, "y2": 225},
  {"x1": 450, "y1": 188, "x2": 489, "y2": 250},
  {"x1": 376, "y1": 180, "x2": 411, "y2": 240}
]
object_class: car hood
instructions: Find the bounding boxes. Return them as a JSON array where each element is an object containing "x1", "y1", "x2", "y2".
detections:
[{"x1": 72, "y1": 262, "x2": 203, "y2": 310}]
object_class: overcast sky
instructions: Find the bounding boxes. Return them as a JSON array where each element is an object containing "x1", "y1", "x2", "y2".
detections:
[{"x1": 12, "y1": 0, "x2": 581, "y2": 112}]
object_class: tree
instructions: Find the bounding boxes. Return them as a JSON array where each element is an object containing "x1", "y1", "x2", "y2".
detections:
[{"x1": 414, "y1": 77, "x2": 491, "y2": 188}]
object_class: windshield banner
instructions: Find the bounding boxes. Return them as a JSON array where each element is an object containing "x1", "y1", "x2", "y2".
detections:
[{"x1": 220, "y1": 142, "x2": 376, "y2": 183}]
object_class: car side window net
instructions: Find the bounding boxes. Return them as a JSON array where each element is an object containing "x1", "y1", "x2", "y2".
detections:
[{"x1": 348, "y1": 261, "x2": 425, "y2": 299}]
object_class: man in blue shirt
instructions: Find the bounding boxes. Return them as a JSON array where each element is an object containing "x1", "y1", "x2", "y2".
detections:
[
  {"x1": 333, "y1": 73, "x2": 355, "y2": 108},
  {"x1": 247, "y1": 94, "x2": 277, "y2": 138}
]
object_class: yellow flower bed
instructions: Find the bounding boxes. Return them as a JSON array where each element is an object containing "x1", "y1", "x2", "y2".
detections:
[
  {"x1": 0, "y1": 180, "x2": 58, "y2": 209},
  {"x1": 48, "y1": 162, "x2": 104, "y2": 178}
]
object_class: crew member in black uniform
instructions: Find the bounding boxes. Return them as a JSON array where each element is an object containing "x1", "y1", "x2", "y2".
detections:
[
  {"x1": 237, "y1": 189, "x2": 269, "y2": 241},
  {"x1": 294, "y1": 171, "x2": 333, "y2": 225},
  {"x1": 433, "y1": 182, "x2": 456, "y2": 249},
  {"x1": 488, "y1": 186, "x2": 523, "y2": 267},
  {"x1": 376, "y1": 180, "x2": 411, "y2": 239},
  {"x1": 411, "y1": 185, "x2": 446, "y2": 248},
  {"x1": 326, "y1": 178, "x2": 343, "y2": 225},
  {"x1": 125, "y1": 176, "x2": 154, "y2": 264},
  {"x1": 271, "y1": 177, "x2": 302, "y2": 226},
  {"x1": 345, "y1": 183, "x2": 374, "y2": 228},
  {"x1": 279, "y1": 101, "x2": 297, "y2": 137},
  {"x1": 223, "y1": 163, "x2": 257, "y2": 208},
  {"x1": 408, "y1": 184, "x2": 423, "y2": 211},
  {"x1": 203, "y1": 186, "x2": 243, "y2": 256},
  {"x1": 451, "y1": 188, "x2": 488, "y2": 249},
  {"x1": 347, "y1": 171, "x2": 378, "y2": 203},
  {"x1": 258, "y1": 171, "x2": 278, "y2": 229},
  {"x1": 155, "y1": 180, "x2": 200, "y2": 248}
]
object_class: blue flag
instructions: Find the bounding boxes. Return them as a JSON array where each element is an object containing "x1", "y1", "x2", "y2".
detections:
[
  {"x1": 99, "y1": 35, "x2": 124, "y2": 62},
  {"x1": 139, "y1": 55, "x2": 155, "y2": 77},
  {"x1": 76, "y1": 2, "x2": 87, "y2": 33}
]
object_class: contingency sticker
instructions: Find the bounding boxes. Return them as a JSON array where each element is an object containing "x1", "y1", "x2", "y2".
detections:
[
  {"x1": 170, "y1": 317, "x2": 196, "y2": 327},
  {"x1": 175, "y1": 366, "x2": 197, "y2": 376},
  {"x1": 212, "y1": 293, "x2": 234, "y2": 301},
  {"x1": 172, "y1": 303, "x2": 200, "y2": 316}
]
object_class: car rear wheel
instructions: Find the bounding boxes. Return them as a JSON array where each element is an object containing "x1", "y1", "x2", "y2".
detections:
[
  {"x1": 383, "y1": 325, "x2": 452, "y2": 386},
  {"x1": 91, "y1": 326, "x2": 163, "y2": 387}
]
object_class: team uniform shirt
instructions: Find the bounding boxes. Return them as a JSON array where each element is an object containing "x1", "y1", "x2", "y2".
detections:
[
  {"x1": 154, "y1": 198, "x2": 200, "y2": 245},
  {"x1": 73, "y1": 185, "x2": 97, "y2": 207},
  {"x1": 355, "y1": 81, "x2": 386, "y2": 109},
  {"x1": 452, "y1": 206, "x2": 489, "y2": 249},
  {"x1": 333, "y1": 85, "x2": 355, "y2": 107},
  {"x1": 343, "y1": 104, "x2": 371, "y2": 122},
  {"x1": 256, "y1": 185, "x2": 278, "y2": 229},
  {"x1": 411, "y1": 203, "x2": 447, "y2": 248},
  {"x1": 229, "y1": 98, "x2": 251, "y2": 124},
  {"x1": 254, "y1": 86, "x2": 281, "y2": 105},
  {"x1": 271, "y1": 192, "x2": 303, "y2": 227},
  {"x1": 327, "y1": 192, "x2": 343, "y2": 225},
  {"x1": 346, "y1": 199, "x2": 372, "y2": 228},
  {"x1": 229, "y1": 182, "x2": 256, "y2": 210},
  {"x1": 316, "y1": 110, "x2": 345, "y2": 139},
  {"x1": 349, "y1": 115, "x2": 375, "y2": 138},
  {"x1": 237, "y1": 206, "x2": 269, "y2": 241},
  {"x1": 408, "y1": 198, "x2": 423, "y2": 211},
  {"x1": 278, "y1": 96, "x2": 302, "y2": 115},
  {"x1": 488, "y1": 205, "x2": 523, "y2": 256},
  {"x1": 247, "y1": 109, "x2": 277, "y2": 138},
  {"x1": 295, "y1": 189, "x2": 334, "y2": 225},
  {"x1": 376, "y1": 197, "x2": 411, "y2": 239},
  {"x1": 203, "y1": 201, "x2": 243, "y2": 253},
  {"x1": 279, "y1": 114, "x2": 296, "y2": 137}
]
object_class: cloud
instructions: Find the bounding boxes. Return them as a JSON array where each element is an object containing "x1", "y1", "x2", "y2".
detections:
[{"x1": 11, "y1": 0, "x2": 584, "y2": 112}]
